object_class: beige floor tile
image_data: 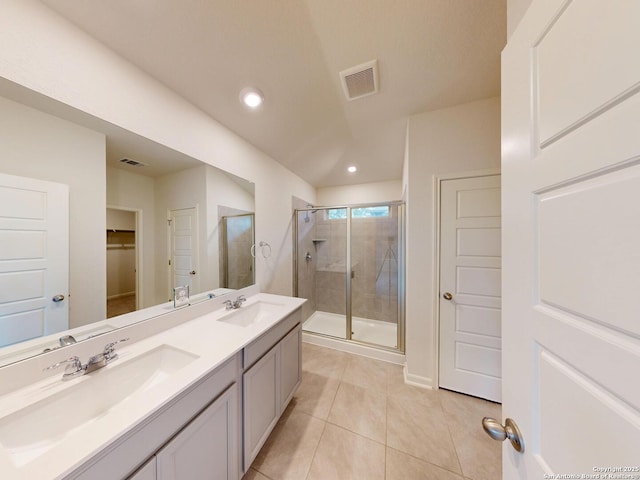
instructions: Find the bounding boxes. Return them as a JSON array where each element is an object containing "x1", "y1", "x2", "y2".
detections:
[
  {"x1": 341, "y1": 354, "x2": 389, "y2": 392},
  {"x1": 327, "y1": 382, "x2": 386, "y2": 443},
  {"x1": 302, "y1": 344, "x2": 350, "y2": 379},
  {"x1": 292, "y1": 371, "x2": 341, "y2": 420},
  {"x1": 253, "y1": 343, "x2": 502, "y2": 480},
  {"x1": 307, "y1": 423, "x2": 385, "y2": 480},
  {"x1": 438, "y1": 389, "x2": 502, "y2": 480},
  {"x1": 386, "y1": 447, "x2": 465, "y2": 480},
  {"x1": 251, "y1": 409, "x2": 324, "y2": 480},
  {"x1": 386, "y1": 393, "x2": 462, "y2": 474},
  {"x1": 386, "y1": 363, "x2": 406, "y2": 391},
  {"x1": 242, "y1": 468, "x2": 270, "y2": 480}
]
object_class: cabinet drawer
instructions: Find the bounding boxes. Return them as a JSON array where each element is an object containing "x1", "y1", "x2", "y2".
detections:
[{"x1": 243, "y1": 308, "x2": 301, "y2": 369}]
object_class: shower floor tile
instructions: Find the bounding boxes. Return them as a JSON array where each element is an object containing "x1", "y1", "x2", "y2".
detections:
[{"x1": 303, "y1": 310, "x2": 398, "y2": 348}]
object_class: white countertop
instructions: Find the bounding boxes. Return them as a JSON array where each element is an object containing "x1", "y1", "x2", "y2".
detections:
[{"x1": 0, "y1": 291, "x2": 305, "y2": 480}]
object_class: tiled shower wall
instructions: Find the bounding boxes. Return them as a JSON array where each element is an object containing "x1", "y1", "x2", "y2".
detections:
[{"x1": 296, "y1": 204, "x2": 399, "y2": 324}]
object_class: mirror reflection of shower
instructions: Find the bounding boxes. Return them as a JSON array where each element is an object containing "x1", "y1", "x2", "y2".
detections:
[{"x1": 294, "y1": 202, "x2": 405, "y2": 352}]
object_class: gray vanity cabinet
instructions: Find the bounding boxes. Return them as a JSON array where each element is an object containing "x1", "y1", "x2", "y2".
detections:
[
  {"x1": 242, "y1": 314, "x2": 302, "y2": 471},
  {"x1": 69, "y1": 354, "x2": 241, "y2": 480},
  {"x1": 126, "y1": 383, "x2": 238, "y2": 480},
  {"x1": 155, "y1": 383, "x2": 239, "y2": 479},
  {"x1": 128, "y1": 458, "x2": 156, "y2": 480},
  {"x1": 66, "y1": 306, "x2": 302, "y2": 480}
]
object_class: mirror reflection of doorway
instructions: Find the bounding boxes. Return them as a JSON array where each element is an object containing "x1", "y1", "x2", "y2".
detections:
[
  {"x1": 106, "y1": 208, "x2": 138, "y2": 318},
  {"x1": 221, "y1": 213, "x2": 255, "y2": 289}
]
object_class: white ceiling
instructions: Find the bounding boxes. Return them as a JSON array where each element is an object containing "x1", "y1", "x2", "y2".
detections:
[{"x1": 40, "y1": 0, "x2": 506, "y2": 187}]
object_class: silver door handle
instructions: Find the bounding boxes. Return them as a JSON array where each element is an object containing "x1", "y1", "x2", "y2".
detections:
[
  {"x1": 482, "y1": 417, "x2": 524, "y2": 453},
  {"x1": 189, "y1": 270, "x2": 196, "y2": 275},
  {"x1": 442, "y1": 292, "x2": 453, "y2": 301},
  {"x1": 52, "y1": 294, "x2": 65, "y2": 303}
]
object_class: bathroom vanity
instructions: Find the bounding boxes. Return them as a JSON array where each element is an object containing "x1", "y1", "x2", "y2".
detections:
[{"x1": 0, "y1": 288, "x2": 304, "y2": 480}]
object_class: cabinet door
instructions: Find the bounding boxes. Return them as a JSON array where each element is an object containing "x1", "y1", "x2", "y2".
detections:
[
  {"x1": 279, "y1": 324, "x2": 301, "y2": 411},
  {"x1": 157, "y1": 383, "x2": 238, "y2": 480},
  {"x1": 127, "y1": 457, "x2": 156, "y2": 480},
  {"x1": 243, "y1": 346, "x2": 278, "y2": 470}
]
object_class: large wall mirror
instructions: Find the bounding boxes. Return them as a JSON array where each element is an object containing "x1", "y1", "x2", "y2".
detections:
[{"x1": 0, "y1": 82, "x2": 255, "y2": 367}]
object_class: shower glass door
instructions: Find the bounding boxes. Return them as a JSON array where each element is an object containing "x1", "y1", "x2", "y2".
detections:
[
  {"x1": 295, "y1": 207, "x2": 347, "y2": 339},
  {"x1": 295, "y1": 202, "x2": 405, "y2": 351},
  {"x1": 349, "y1": 204, "x2": 402, "y2": 349},
  {"x1": 221, "y1": 213, "x2": 255, "y2": 289}
]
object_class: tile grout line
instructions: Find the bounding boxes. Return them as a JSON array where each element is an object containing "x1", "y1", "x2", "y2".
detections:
[
  {"x1": 303, "y1": 354, "x2": 345, "y2": 480},
  {"x1": 437, "y1": 390, "x2": 466, "y2": 478}
]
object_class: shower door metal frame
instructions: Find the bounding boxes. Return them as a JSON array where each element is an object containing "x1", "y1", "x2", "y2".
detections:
[{"x1": 293, "y1": 201, "x2": 405, "y2": 353}]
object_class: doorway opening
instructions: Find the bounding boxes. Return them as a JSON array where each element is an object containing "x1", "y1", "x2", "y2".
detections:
[{"x1": 106, "y1": 207, "x2": 141, "y2": 318}]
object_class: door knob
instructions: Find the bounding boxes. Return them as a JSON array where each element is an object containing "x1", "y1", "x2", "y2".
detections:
[
  {"x1": 189, "y1": 270, "x2": 196, "y2": 275},
  {"x1": 442, "y1": 292, "x2": 453, "y2": 301},
  {"x1": 52, "y1": 294, "x2": 65, "y2": 303},
  {"x1": 482, "y1": 417, "x2": 525, "y2": 453}
]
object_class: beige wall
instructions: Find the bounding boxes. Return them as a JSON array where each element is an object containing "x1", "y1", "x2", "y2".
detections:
[
  {"x1": 206, "y1": 167, "x2": 255, "y2": 292},
  {"x1": 106, "y1": 167, "x2": 156, "y2": 308},
  {"x1": 316, "y1": 180, "x2": 402, "y2": 206},
  {"x1": 404, "y1": 96, "x2": 501, "y2": 386},
  {"x1": 507, "y1": 0, "x2": 534, "y2": 38},
  {"x1": 155, "y1": 165, "x2": 208, "y2": 302},
  {"x1": 0, "y1": 95, "x2": 106, "y2": 328}
]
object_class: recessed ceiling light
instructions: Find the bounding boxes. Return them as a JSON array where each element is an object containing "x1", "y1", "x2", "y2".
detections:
[
  {"x1": 347, "y1": 165, "x2": 357, "y2": 173},
  {"x1": 240, "y1": 87, "x2": 263, "y2": 108}
]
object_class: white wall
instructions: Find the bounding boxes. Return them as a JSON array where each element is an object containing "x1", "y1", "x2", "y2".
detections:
[
  {"x1": 0, "y1": 95, "x2": 106, "y2": 328},
  {"x1": 0, "y1": 0, "x2": 315, "y2": 298},
  {"x1": 316, "y1": 180, "x2": 403, "y2": 206},
  {"x1": 106, "y1": 167, "x2": 156, "y2": 307},
  {"x1": 404, "y1": 96, "x2": 501, "y2": 386}
]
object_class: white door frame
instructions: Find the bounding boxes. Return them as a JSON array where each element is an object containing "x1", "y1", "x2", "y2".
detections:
[
  {"x1": 106, "y1": 205, "x2": 143, "y2": 310},
  {"x1": 432, "y1": 168, "x2": 501, "y2": 391}
]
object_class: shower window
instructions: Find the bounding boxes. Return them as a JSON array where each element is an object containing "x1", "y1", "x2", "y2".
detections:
[{"x1": 327, "y1": 205, "x2": 390, "y2": 219}]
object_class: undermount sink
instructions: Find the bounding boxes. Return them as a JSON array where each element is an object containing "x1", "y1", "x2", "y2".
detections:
[
  {"x1": 0, "y1": 344, "x2": 198, "y2": 467},
  {"x1": 218, "y1": 300, "x2": 284, "y2": 327}
]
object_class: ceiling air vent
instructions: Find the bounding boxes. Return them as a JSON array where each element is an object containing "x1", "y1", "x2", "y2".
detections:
[
  {"x1": 119, "y1": 158, "x2": 146, "y2": 167},
  {"x1": 339, "y1": 59, "x2": 379, "y2": 101}
]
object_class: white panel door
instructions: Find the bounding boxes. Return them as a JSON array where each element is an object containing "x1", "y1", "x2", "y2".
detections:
[
  {"x1": 168, "y1": 207, "x2": 198, "y2": 297},
  {"x1": 439, "y1": 175, "x2": 502, "y2": 402},
  {"x1": 0, "y1": 173, "x2": 68, "y2": 347},
  {"x1": 501, "y1": 0, "x2": 640, "y2": 477}
]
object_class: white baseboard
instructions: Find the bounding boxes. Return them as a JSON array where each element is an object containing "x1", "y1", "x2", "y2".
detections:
[{"x1": 403, "y1": 368, "x2": 434, "y2": 389}]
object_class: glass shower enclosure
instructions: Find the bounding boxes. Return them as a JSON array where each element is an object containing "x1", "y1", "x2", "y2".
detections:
[{"x1": 294, "y1": 202, "x2": 405, "y2": 352}]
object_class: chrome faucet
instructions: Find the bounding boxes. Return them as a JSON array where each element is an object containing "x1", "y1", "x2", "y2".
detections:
[
  {"x1": 44, "y1": 338, "x2": 129, "y2": 380},
  {"x1": 42, "y1": 334, "x2": 78, "y2": 353},
  {"x1": 224, "y1": 295, "x2": 247, "y2": 310}
]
